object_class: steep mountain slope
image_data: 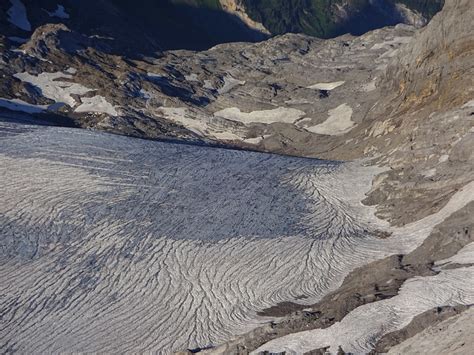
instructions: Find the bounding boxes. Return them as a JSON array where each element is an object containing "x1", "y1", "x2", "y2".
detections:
[
  {"x1": 0, "y1": 0, "x2": 268, "y2": 53},
  {"x1": 1, "y1": 0, "x2": 443, "y2": 52},
  {"x1": 240, "y1": 0, "x2": 444, "y2": 38}
]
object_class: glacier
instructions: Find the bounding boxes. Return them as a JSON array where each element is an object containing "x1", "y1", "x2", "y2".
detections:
[{"x1": 2, "y1": 118, "x2": 471, "y2": 353}]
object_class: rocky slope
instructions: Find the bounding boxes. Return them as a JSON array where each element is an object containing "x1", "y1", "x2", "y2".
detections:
[
  {"x1": 0, "y1": 0, "x2": 473, "y2": 354},
  {"x1": 0, "y1": 0, "x2": 267, "y2": 53}
]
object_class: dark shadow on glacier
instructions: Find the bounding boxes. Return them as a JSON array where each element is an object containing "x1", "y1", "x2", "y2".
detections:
[{"x1": 0, "y1": 122, "x2": 350, "y2": 260}]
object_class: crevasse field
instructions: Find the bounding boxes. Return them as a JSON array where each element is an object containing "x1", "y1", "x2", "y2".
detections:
[{"x1": 1, "y1": 120, "x2": 473, "y2": 353}]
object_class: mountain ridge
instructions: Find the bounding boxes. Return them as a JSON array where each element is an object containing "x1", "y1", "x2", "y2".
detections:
[{"x1": 1, "y1": 0, "x2": 443, "y2": 51}]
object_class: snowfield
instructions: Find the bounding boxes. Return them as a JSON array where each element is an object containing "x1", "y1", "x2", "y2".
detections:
[
  {"x1": 13, "y1": 71, "x2": 118, "y2": 116},
  {"x1": 300, "y1": 103, "x2": 355, "y2": 135},
  {"x1": 214, "y1": 106, "x2": 306, "y2": 125},
  {"x1": 1, "y1": 120, "x2": 472, "y2": 353}
]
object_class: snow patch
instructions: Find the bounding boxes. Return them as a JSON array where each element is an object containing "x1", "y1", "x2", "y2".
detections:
[
  {"x1": 75, "y1": 96, "x2": 118, "y2": 116},
  {"x1": 421, "y1": 168, "x2": 436, "y2": 178},
  {"x1": 14, "y1": 71, "x2": 117, "y2": 115},
  {"x1": 306, "y1": 81, "x2": 345, "y2": 90},
  {"x1": 158, "y1": 107, "x2": 243, "y2": 140},
  {"x1": 147, "y1": 72, "x2": 166, "y2": 80},
  {"x1": 284, "y1": 99, "x2": 313, "y2": 105},
  {"x1": 14, "y1": 71, "x2": 91, "y2": 107},
  {"x1": 439, "y1": 154, "x2": 449, "y2": 163},
  {"x1": 302, "y1": 104, "x2": 355, "y2": 135},
  {"x1": 185, "y1": 73, "x2": 199, "y2": 82},
  {"x1": 64, "y1": 67, "x2": 77, "y2": 74},
  {"x1": 214, "y1": 107, "x2": 306, "y2": 125},
  {"x1": 218, "y1": 75, "x2": 245, "y2": 94},
  {"x1": 243, "y1": 135, "x2": 270, "y2": 145},
  {"x1": 7, "y1": 0, "x2": 31, "y2": 31},
  {"x1": 139, "y1": 89, "x2": 152, "y2": 99},
  {"x1": 157, "y1": 107, "x2": 203, "y2": 136},
  {"x1": 203, "y1": 80, "x2": 215, "y2": 90}
]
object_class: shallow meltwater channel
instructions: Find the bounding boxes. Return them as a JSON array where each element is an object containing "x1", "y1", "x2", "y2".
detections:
[{"x1": 1, "y1": 120, "x2": 394, "y2": 353}]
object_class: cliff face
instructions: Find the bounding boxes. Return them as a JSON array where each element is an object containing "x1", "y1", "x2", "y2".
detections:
[
  {"x1": 1, "y1": 0, "x2": 443, "y2": 52},
  {"x1": 383, "y1": 0, "x2": 473, "y2": 112},
  {"x1": 352, "y1": 0, "x2": 474, "y2": 226},
  {"x1": 241, "y1": 0, "x2": 444, "y2": 38}
]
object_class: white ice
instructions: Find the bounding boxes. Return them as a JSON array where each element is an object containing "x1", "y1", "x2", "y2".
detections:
[
  {"x1": 462, "y1": 99, "x2": 474, "y2": 108},
  {"x1": 157, "y1": 106, "x2": 244, "y2": 140},
  {"x1": 75, "y1": 96, "x2": 118, "y2": 116},
  {"x1": 214, "y1": 107, "x2": 306, "y2": 125},
  {"x1": 302, "y1": 103, "x2": 355, "y2": 135},
  {"x1": 436, "y1": 242, "x2": 474, "y2": 267},
  {"x1": 185, "y1": 73, "x2": 199, "y2": 82},
  {"x1": 14, "y1": 71, "x2": 117, "y2": 115},
  {"x1": 14, "y1": 71, "x2": 91, "y2": 107}
]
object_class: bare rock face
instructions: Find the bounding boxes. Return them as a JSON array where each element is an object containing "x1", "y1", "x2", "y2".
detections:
[
  {"x1": 218, "y1": 0, "x2": 271, "y2": 35},
  {"x1": 383, "y1": 0, "x2": 474, "y2": 112}
]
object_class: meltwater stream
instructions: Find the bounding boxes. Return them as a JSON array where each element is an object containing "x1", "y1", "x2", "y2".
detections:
[{"x1": 0, "y1": 120, "x2": 389, "y2": 353}]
